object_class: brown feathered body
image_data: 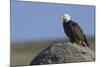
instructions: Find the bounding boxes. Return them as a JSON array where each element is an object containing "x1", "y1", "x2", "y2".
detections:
[{"x1": 63, "y1": 20, "x2": 90, "y2": 47}]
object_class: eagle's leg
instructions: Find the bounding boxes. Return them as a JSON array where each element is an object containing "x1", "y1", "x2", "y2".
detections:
[
  {"x1": 73, "y1": 36, "x2": 80, "y2": 45},
  {"x1": 76, "y1": 40, "x2": 81, "y2": 46},
  {"x1": 70, "y1": 38, "x2": 75, "y2": 43},
  {"x1": 75, "y1": 39, "x2": 83, "y2": 46}
]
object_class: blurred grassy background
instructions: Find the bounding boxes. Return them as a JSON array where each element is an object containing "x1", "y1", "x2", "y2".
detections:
[{"x1": 11, "y1": 37, "x2": 95, "y2": 66}]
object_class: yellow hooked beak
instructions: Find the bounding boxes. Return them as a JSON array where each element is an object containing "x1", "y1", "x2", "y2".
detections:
[{"x1": 60, "y1": 16, "x2": 65, "y2": 21}]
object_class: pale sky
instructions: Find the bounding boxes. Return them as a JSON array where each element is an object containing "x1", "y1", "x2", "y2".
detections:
[{"x1": 11, "y1": 1, "x2": 95, "y2": 42}]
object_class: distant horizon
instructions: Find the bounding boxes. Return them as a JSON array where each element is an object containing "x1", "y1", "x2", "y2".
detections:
[
  {"x1": 11, "y1": 36, "x2": 95, "y2": 43},
  {"x1": 11, "y1": 1, "x2": 95, "y2": 42}
]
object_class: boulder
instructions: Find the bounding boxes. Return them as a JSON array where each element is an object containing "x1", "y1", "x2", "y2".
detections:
[{"x1": 30, "y1": 42, "x2": 95, "y2": 65}]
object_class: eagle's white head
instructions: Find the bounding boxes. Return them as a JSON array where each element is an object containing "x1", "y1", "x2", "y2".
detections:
[{"x1": 60, "y1": 14, "x2": 71, "y2": 22}]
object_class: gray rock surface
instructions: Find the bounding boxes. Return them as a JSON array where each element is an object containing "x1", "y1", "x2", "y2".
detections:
[{"x1": 30, "y1": 42, "x2": 95, "y2": 65}]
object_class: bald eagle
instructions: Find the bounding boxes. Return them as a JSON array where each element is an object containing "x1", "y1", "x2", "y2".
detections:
[{"x1": 60, "y1": 14, "x2": 90, "y2": 47}]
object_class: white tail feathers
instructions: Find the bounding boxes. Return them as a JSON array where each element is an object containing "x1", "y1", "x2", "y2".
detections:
[{"x1": 83, "y1": 41, "x2": 88, "y2": 47}]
